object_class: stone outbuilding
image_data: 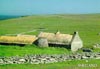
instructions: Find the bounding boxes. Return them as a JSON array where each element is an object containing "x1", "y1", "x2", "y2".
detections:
[
  {"x1": 38, "y1": 31, "x2": 83, "y2": 52},
  {"x1": 0, "y1": 31, "x2": 83, "y2": 52}
]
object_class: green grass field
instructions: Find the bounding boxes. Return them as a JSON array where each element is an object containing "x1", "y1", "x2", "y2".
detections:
[
  {"x1": 0, "y1": 14, "x2": 100, "y2": 47},
  {"x1": 0, "y1": 14, "x2": 100, "y2": 69},
  {"x1": 0, "y1": 45, "x2": 71, "y2": 57}
]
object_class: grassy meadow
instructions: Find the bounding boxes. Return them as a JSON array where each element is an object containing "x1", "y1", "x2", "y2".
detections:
[
  {"x1": 0, "y1": 14, "x2": 100, "y2": 69},
  {"x1": 0, "y1": 14, "x2": 100, "y2": 47},
  {"x1": 0, "y1": 45, "x2": 70, "y2": 57}
]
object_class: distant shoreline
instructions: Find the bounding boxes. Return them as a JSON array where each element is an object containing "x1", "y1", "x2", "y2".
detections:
[{"x1": 0, "y1": 15, "x2": 22, "y2": 20}]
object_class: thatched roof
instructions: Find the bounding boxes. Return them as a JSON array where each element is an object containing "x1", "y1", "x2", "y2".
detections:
[
  {"x1": 38, "y1": 31, "x2": 72, "y2": 44},
  {"x1": 0, "y1": 35, "x2": 37, "y2": 44}
]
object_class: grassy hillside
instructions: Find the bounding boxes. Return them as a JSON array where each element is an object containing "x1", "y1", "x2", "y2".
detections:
[
  {"x1": 0, "y1": 14, "x2": 100, "y2": 47},
  {"x1": 0, "y1": 14, "x2": 100, "y2": 56},
  {"x1": 0, "y1": 14, "x2": 100, "y2": 69}
]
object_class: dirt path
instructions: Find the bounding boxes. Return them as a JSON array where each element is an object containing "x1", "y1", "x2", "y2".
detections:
[{"x1": 4, "y1": 29, "x2": 37, "y2": 36}]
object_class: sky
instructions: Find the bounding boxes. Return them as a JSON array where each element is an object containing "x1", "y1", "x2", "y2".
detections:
[{"x1": 0, "y1": 0, "x2": 100, "y2": 15}]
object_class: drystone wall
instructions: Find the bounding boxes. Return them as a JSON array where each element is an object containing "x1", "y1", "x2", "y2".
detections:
[{"x1": 0, "y1": 52, "x2": 100, "y2": 65}]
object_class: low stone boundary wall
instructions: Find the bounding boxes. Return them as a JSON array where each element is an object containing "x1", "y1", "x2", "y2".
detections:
[{"x1": 0, "y1": 52, "x2": 100, "y2": 65}]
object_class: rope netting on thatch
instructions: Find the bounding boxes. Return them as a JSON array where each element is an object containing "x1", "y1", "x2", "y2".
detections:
[{"x1": 38, "y1": 32, "x2": 72, "y2": 44}]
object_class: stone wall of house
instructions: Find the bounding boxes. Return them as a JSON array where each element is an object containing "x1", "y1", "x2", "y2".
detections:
[
  {"x1": 0, "y1": 52, "x2": 100, "y2": 65},
  {"x1": 37, "y1": 37, "x2": 48, "y2": 47},
  {"x1": 71, "y1": 32, "x2": 83, "y2": 52}
]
